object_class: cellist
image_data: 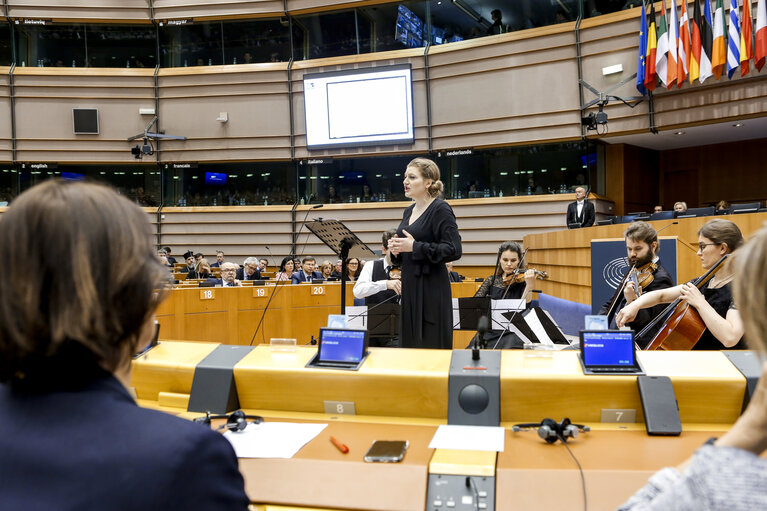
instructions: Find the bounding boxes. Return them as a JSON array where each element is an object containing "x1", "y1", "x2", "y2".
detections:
[
  {"x1": 598, "y1": 221, "x2": 674, "y2": 346},
  {"x1": 617, "y1": 219, "x2": 745, "y2": 350}
]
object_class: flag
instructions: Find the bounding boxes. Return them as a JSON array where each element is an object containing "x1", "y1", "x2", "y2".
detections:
[
  {"x1": 712, "y1": 0, "x2": 726, "y2": 76},
  {"x1": 638, "y1": 2, "x2": 649, "y2": 94},
  {"x1": 667, "y1": 0, "x2": 680, "y2": 87},
  {"x1": 728, "y1": 0, "x2": 741, "y2": 77},
  {"x1": 742, "y1": 0, "x2": 754, "y2": 75},
  {"x1": 756, "y1": 0, "x2": 767, "y2": 70},
  {"x1": 646, "y1": 1, "x2": 659, "y2": 90},
  {"x1": 679, "y1": 0, "x2": 692, "y2": 85},
  {"x1": 690, "y1": 0, "x2": 703, "y2": 82},
  {"x1": 656, "y1": 1, "x2": 670, "y2": 85},
  {"x1": 701, "y1": 0, "x2": 715, "y2": 81}
]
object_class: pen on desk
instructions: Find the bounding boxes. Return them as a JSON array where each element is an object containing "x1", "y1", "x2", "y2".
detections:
[{"x1": 330, "y1": 436, "x2": 349, "y2": 454}]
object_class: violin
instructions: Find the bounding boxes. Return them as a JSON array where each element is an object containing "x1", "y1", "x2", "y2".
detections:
[
  {"x1": 502, "y1": 269, "x2": 548, "y2": 284},
  {"x1": 605, "y1": 261, "x2": 657, "y2": 326},
  {"x1": 634, "y1": 261, "x2": 657, "y2": 290},
  {"x1": 641, "y1": 254, "x2": 728, "y2": 351}
]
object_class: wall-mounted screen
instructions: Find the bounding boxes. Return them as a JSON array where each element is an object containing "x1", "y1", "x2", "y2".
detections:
[
  {"x1": 205, "y1": 172, "x2": 227, "y2": 185},
  {"x1": 73, "y1": 108, "x2": 99, "y2": 135},
  {"x1": 395, "y1": 5, "x2": 424, "y2": 48},
  {"x1": 303, "y1": 64, "x2": 415, "y2": 150}
]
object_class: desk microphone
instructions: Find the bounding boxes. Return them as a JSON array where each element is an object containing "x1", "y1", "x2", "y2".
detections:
[{"x1": 473, "y1": 316, "x2": 489, "y2": 360}]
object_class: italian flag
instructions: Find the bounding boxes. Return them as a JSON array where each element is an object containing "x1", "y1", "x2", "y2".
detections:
[{"x1": 757, "y1": 0, "x2": 767, "y2": 70}]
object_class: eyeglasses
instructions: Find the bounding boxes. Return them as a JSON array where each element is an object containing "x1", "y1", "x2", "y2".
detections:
[
  {"x1": 221, "y1": 269, "x2": 237, "y2": 273},
  {"x1": 348, "y1": 262, "x2": 359, "y2": 266},
  {"x1": 697, "y1": 242, "x2": 719, "y2": 251}
]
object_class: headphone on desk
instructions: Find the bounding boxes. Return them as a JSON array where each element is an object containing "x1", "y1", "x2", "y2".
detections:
[
  {"x1": 193, "y1": 410, "x2": 263, "y2": 432},
  {"x1": 512, "y1": 418, "x2": 590, "y2": 444}
]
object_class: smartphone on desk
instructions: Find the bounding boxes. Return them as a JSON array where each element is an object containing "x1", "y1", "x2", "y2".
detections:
[
  {"x1": 363, "y1": 440, "x2": 409, "y2": 463},
  {"x1": 637, "y1": 376, "x2": 682, "y2": 436}
]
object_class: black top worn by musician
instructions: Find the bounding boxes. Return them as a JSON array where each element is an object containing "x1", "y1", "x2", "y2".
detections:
[
  {"x1": 599, "y1": 261, "x2": 674, "y2": 348},
  {"x1": 365, "y1": 259, "x2": 399, "y2": 306}
]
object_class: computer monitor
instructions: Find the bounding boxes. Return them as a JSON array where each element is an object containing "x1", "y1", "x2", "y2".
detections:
[{"x1": 579, "y1": 330, "x2": 644, "y2": 375}]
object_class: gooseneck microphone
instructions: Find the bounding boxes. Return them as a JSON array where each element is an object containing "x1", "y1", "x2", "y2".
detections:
[
  {"x1": 473, "y1": 316, "x2": 489, "y2": 360},
  {"x1": 296, "y1": 204, "x2": 324, "y2": 256}
]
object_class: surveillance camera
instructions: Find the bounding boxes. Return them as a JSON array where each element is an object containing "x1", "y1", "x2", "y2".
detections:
[
  {"x1": 131, "y1": 145, "x2": 142, "y2": 159},
  {"x1": 595, "y1": 111, "x2": 608, "y2": 125},
  {"x1": 141, "y1": 143, "x2": 153, "y2": 155}
]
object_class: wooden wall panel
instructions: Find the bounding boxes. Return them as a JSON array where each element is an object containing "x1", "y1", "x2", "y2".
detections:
[
  {"x1": 12, "y1": 68, "x2": 156, "y2": 163},
  {"x1": 6, "y1": 0, "x2": 151, "y2": 21},
  {"x1": 158, "y1": 65, "x2": 292, "y2": 162},
  {"x1": 152, "y1": 0, "x2": 283, "y2": 20},
  {"x1": 0, "y1": 68, "x2": 11, "y2": 162}
]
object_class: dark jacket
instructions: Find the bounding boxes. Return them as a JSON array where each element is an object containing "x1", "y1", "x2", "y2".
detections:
[{"x1": 566, "y1": 201, "x2": 595, "y2": 228}]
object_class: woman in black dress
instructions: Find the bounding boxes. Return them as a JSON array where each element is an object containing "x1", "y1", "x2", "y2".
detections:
[
  {"x1": 388, "y1": 158, "x2": 462, "y2": 349},
  {"x1": 617, "y1": 218, "x2": 745, "y2": 349},
  {"x1": 475, "y1": 241, "x2": 537, "y2": 302}
]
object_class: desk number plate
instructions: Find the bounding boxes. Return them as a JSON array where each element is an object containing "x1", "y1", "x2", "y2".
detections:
[
  {"x1": 199, "y1": 289, "x2": 215, "y2": 300},
  {"x1": 324, "y1": 401, "x2": 356, "y2": 415},
  {"x1": 601, "y1": 409, "x2": 637, "y2": 423}
]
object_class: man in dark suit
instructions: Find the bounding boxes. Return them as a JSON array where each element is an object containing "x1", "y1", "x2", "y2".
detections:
[
  {"x1": 291, "y1": 256, "x2": 323, "y2": 284},
  {"x1": 446, "y1": 261, "x2": 463, "y2": 283},
  {"x1": 207, "y1": 262, "x2": 241, "y2": 287},
  {"x1": 182, "y1": 250, "x2": 196, "y2": 274},
  {"x1": 210, "y1": 250, "x2": 225, "y2": 268},
  {"x1": 235, "y1": 257, "x2": 261, "y2": 281},
  {"x1": 566, "y1": 187, "x2": 595, "y2": 228},
  {"x1": 598, "y1": 221, "x2": 674, "y2": 346}
]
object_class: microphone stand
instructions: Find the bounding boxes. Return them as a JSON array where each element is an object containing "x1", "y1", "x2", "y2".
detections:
[
  {"x1": 291, "y1": 203, "x2": 323, "y2": 255},
  {"x1": 296, "y1": 204, "x2": 323, "y2": 257}
]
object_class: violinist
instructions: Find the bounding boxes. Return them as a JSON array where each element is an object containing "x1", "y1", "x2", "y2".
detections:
[
  {"x1": 598, "y1": 221, "x2": 674, "y2": 345},
  {"x1": 617, "y1": 219, "x2": 745, "y2": 350},
  {"x1": 475, "y1": 241, "x2": 540, "y2": 303}
]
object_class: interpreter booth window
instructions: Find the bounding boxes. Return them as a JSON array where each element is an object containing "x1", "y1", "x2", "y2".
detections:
[
  {"x1": 159, "y1": 21, "x2": 224, "y2": 67},
  {"x1": 0, "y1": 22, "x2": 12, "y2": 66},
  {"x1": 354, "y1": 2, "x2": 429, "y2": 53},
  {"x1": 18, "y1": 165, "x2": 161, "y2": 206},
  {"x1": 297, "y1": 155, "x2": 413, "y2": 204},
  {"x1": 163, "y1": 162, "x2": 297, "y2": 206},
  {"x1": 84, "y1": 24, "x2": 157, "y2": 68},
  {"x1": 0, "y1": 166, "x2": 18, "y2": 206},
  {"x1": 222, "y1": 18, "x2": 294, "y2": 64},
  {"x1": 433, "y1": 142, "x2": 595, "y2": 198},
  {"x1": 14, "y1": 23, "x2": 86, "y2": 67},
  {"x1": 292, "y1": 10, "x2": 372, "y2": 60}
]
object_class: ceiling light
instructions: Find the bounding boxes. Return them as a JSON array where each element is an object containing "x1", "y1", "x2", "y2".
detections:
[
  {"x1": 733, "y1": 123, "x2": 744, "y2": 127},
  {"x1": 675, "y1": 131, "x2": 685, "y2": 135}
]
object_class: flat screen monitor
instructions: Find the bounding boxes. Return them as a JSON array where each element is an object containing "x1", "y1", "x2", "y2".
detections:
[
  {"x1": 303, "y1": 64, "x2": 415, "y2": 150},
  {"x1": 395, "y1": 5, "x2": 424, "y2": 48},
  {"x1": 205, "y1": 172, "x2": 227, "y2": 185},
  {"x1": 318, "y1": 328, "x2": 368, "y2": 363},
  {"x1": 61, "y1": 172, "x2": 85, "y2": 181}
]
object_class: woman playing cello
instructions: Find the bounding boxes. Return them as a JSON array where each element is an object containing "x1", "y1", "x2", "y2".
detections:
[{"x1": 617, "y1": 219, "x2": 745, "y2": 350}]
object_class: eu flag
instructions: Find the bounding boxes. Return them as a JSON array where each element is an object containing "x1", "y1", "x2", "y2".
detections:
[{"x1": 637, "y1": 2, "x2": 648, "y2": 95}]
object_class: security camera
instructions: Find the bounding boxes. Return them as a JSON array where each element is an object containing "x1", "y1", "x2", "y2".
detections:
[
  {"x1": 131, "y1": 145, "x2": 142, "y2": 159},
  {"x1": 141, "y1": 143, "x2": 153, "y2": 155},
  {"x1": 595, "y1": 110, "x2": 608, "y2": 125}
]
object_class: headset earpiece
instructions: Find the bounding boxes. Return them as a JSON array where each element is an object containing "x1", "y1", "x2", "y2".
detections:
[
  {"x1": 194, "y1": 410, "x2": 263, "y2": 432},
  {"x1": 537, "y1": 418, "x2": 560, "y2": 443},
  {"x1": 513, "y1": 417, "x2": 589, "y2": 444}
]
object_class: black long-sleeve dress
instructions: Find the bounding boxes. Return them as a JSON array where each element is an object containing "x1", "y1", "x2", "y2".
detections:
[{"x1": 394, "y1": 198, "x2": 462, "y2": 349}]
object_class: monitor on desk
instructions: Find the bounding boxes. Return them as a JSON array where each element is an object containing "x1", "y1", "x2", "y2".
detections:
[
  {"x1": 579, "y1": 330, "x2": 644, "y2": 375},
  {"x1": 314, "y1": 328, "x2": 369, "y2": 368}
]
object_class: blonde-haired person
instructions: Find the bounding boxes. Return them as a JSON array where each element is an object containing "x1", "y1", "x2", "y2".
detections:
[
  {"x1": 617, "y1": 219, "x2": 745, "y2": 349},
  {"x1": 619, "y1": 224, "x2": 767, "y2": 510},
  {"x1": 0, "y1": 180, "x2": 248, "y2": 510},
  {"x1": 388, "y1": 157, "x2": 462, "y2": 349}
]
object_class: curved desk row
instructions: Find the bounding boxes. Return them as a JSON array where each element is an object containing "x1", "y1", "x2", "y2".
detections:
[{"x1": 131, "y1": 342, "x2": 748, "y2": 511}]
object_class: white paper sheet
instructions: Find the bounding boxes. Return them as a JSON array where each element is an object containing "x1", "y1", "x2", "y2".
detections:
[
  {"x1": 428, "y1": 425, "x2": 505, "y2": 452},
  {"x1": 224, "y1": 422, "x2": 328, "y2": 458}
]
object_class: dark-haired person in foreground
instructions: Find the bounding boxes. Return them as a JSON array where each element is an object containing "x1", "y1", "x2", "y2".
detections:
[
  {"x1": 0, "y1": 180, "x2": 249, "y2": 510},
  {"x1": 619, "y1": 224, "x2": 767, "y2": 510}
]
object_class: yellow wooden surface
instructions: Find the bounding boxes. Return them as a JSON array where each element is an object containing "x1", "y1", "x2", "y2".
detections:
[
  {"x1": 524, "y1": 211, "x2": 767, "y2": 304},
  {"x1": 498, "y1": 350, "x2": 745, "y2": 424},
  {"x1": 130, "y1": 340, "x2": 218, "y2": 401},
  {"x1": 429, "y1": 450, "x2": 497, "y2": 477},
  {"x1": 233, "y1": 346, "x2": 453, "y2": 418}
]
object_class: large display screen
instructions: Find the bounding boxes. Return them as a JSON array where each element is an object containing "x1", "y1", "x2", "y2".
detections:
[{"x1": 303, "y1": 64, "x2": 414, "y2": 150}]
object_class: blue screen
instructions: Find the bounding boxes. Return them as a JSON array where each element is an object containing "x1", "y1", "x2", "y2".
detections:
[
  {"x1": 205, "y1": 172, "x2": 227, "y2": 185},
  {"x1": 582, "y1": 331, "x2": 635, "y2": 366},
  {"x1": 61, "y1": 172, "x2": 85, "y2": 181},
  {"x1": 395, "y1": 5, "x2": 423, "y2": 48},
  {"x1": 319, "y1": 329, "x2": 366, "y2": 362}
]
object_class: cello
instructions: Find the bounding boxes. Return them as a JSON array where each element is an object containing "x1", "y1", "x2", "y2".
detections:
[{"x1": 638, "y1": 254, "x2": 729, "y2": 351}]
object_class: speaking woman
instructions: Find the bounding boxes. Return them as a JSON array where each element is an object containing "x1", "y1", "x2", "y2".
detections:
[
  {"x1": 617, "y1": 218, "x2": 745, "y2": 350},
  {"x1": 0, "y1": 181, "x2": 249, "y2": 510},
  {"x1": 388, "y1": 158, "x2": 462, "y2": 349}
]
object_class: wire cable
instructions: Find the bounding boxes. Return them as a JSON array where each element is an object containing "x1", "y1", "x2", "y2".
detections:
[{"x1": 559, "y1": 434, "x2": 588, "y2": 511}]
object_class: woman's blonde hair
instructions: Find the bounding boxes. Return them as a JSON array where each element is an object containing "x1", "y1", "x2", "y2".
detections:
[
  {"x1": 407, "y1": 157, "x2": 444, "y2": 198},
  {"x1": 733, "y1": 224, "x2": 767, "y2": 353}
]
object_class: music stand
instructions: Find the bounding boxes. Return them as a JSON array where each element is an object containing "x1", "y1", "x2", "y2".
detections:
[
  {"x1": 454, "y1": 297, "x2": 491, "y2": 330},
  {"x1": 367, "y1": 303, "x2": 400, "y2": 338},
  {"x1": 305, "y1": 219, "x2": 377, "y2": 314}
]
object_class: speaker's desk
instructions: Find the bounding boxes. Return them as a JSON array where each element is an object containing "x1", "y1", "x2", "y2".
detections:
[{"x1": 131, "y1": 343, "x2": 747, "y2": 511}]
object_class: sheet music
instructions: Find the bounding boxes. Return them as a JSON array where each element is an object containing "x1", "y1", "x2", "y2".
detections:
[
  {"x1": 525, "y1": 309, "x2": 553, "y2": 345},
  {"x1": 490, "y1": 299, "x2": 525, "y2": 330},
  {"x1": 452, "y1": 298, "x2": 460, "y2": 329},
  {"x1": 345, "y1": 306, "x2": 368, "y2": 329}
]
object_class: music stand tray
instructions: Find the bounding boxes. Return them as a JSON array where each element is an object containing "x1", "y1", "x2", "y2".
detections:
[
  {"x1": 367, "y1": 303, "x2": 400, "y2": 337},
  {"x1": 454, "y1": 297, "x2": 491, "y2": 330},
  {"x1": 305, "y1": 219, "x2": 377, "y2": 314}
]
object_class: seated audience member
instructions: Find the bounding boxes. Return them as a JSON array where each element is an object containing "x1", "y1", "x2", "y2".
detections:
[
  {"x1": 673, "y1": 201, "x2": 688, "y2": 216},
  {"x1": 236, "y1": 257, "x2": 261, "y2": 281},
  {"x1": 618, "y1": 218, "x2": 745, "y2": 349},
  {"x1": 716, "y1": 200, "x2": 730, "y2": 211},
  {"x1": 653, "y1": 205, "x2": 663, "y2": 213},
  {"x1": 598, "y1": 221, "x2": 674, "y2": 345},
  {"x1": 157, "y1": 250, "x2": 172, "y2": 267},
  {"x1": 446, "y1": 261, "x2": 463, "y2": 282},
  {"x1": 354, "y1": 230, "x2": 402, "y2": 347},
  {"x1": 619, "y1": 224, "x2": 767, "y2": 510},
  {"x1": 187, "y1": 258, "x2": 213, "y2": 280},
  {"x1": 0, "y1": 180, "x2": 249, "y2": 510},
  {"x1": 259, "y1": 258, "x2": 268, "y2": 272},
  {"x1": 292, "y1": 256, "x2": 323, "y2": 284},
  {"x1": 275, "y1": 256, "x2": 295, "y2": 281},
  {"x1": 182, "y1": 251, "x2": 196, "y2": 274},
  {"x1": 163, "y1": 246, "x2": 177, "y2": 265},
  {"x1": 210, "y1": 251, "x2": 225, "y2": 268},
  {"x1": 293, "y1": 258, "x2": 302, "y2": 273},
  {"x1": 566, "y1": 186, "x2": 595, "y2": 228},
  {"x1": 344, "y1": 257, "x2": 361, "y2": 282},
  {"x1": 319, "y1": 260, "x2": 333, "y2": 280},
  {"x1": 209, "y1": 262, "x2": 241, "y2": 287},
  {"x1": 194, "y1": 252, "x2": 204, "y2": 263},
  {"x1": 331, "y1": 259, "x2": 343, "y2": 279}
]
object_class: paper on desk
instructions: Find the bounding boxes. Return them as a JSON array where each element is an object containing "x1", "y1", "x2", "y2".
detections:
[
  {"x1": 428, "y1": 425, "x2": 505, "y2": 452},
  {"x1": 223, "y1": 422, "x2": 328, "y2": 458}
]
